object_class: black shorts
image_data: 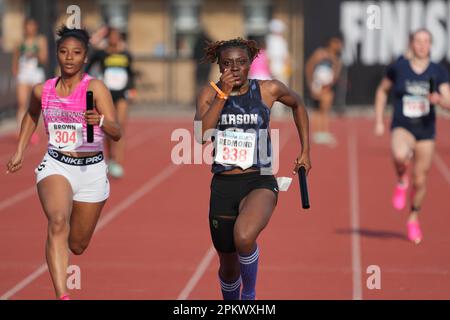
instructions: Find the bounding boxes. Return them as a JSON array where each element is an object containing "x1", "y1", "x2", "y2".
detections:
[
  {"x1": 209, "y1": 171, "x2": 279, "y2": 218},
  {"x1": 391, "y1": 124, "x2": 435, "y2": 141},
  {"x1": 110, "y1": 90, "x2": 127, "y2": 103}
]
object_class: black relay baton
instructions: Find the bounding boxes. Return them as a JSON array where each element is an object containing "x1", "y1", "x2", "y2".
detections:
[
  {"x1": 86, "y1": 91, "x2": 94, "y2": 143},
  {"x1": 298, "y1": 166, "x2": 310, "y2": 210}
]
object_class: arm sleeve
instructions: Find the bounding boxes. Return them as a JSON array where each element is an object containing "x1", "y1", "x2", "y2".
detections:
[
  {"x1": 126, "y1": 52, "x2": 135, "y2": 90},
  {"x1": 385, "y1": 62, "x2": 396, "y2": 82},
  {"x1": 85, "y1": 50, "x2": 103, "y2": 73},
  {"x1": 436, "y1": 64, "x2": 450, "y2": 87}
]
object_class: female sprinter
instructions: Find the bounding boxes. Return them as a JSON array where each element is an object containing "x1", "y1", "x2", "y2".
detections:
[
  {"x1": 6, "y1": 26, "x2": 121, "y2": 299},
  {"x1": 194, "y1": 38, "x2": 311, "y2": 300},
  {"x1": 12, "y1": 18, "x2": 48, "y2": 144},
  {"x1": 374, "y1": 29, "x2": 450, "y2": 244}
]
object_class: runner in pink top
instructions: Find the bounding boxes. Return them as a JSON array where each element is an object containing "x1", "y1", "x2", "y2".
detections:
[
  {"x1": 7, "y1": 26, "x2": 121, "y2": 300},
  {"x1": 41, "y1": 73, "x2": 104, "y2": 152},
  {"x1": 249, "y1": 49, "x2": 271, "y2": 80}
]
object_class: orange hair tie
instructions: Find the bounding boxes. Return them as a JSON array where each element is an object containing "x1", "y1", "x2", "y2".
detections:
[{"x1": 210, "y1": 81, "x2": 228, "y2": 100}]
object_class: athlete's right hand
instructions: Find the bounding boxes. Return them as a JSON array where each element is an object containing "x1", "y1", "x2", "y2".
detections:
[
  {"x1": 374, "y1": 121, "x2": 385, "y2": 136},
  {"x1": 219, "y1": 69, "x2": 240, "y2": 95},
  {"x1": 6, "y1": 151, "x2": 24, "y2": 174}
]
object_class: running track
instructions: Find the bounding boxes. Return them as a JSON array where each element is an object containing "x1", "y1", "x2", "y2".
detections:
[{"x1": 0, "y1": 115, "x2": 449, "y2": 300}]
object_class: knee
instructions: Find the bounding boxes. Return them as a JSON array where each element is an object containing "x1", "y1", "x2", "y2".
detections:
[
  {"x1": 393, "y1": 153, "x2": 409, "y2": 165},
  {"x1": 48, "y1": 215, "x2": 69, "y2": 237},
  {"x1": 233, "y1": 229, "x2": 255, "y2": 254},
  {"x1": 413, "y1": 173, "x2": 428, "y2": 189},
  {"x1": 69, "y1": 242, "x2": 88, "y2": 255}
]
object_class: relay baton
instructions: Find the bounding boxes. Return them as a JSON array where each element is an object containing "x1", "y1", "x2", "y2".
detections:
[
  {"x1": 86, "y1": 91, "x2": 94, "y2": 143},
  {"x1": 298, "y1": 166, "x2": 310, "y2": 210}
]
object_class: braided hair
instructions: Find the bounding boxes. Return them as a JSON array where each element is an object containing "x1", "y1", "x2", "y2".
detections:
[{"x1": 201, "y1": 37, "x2": 260, "y2": 64}]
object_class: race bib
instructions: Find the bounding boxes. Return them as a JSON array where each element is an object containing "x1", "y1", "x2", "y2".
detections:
[
  {"x1": 48, "y1": 123, "x2": 83, "y2": 151},
  {"x1": 214, "y1": 130, "x2": 256, "y2": 170},
  {"x1": 104, "y1": 67, "x2": 128, "y2": 91},
  {"x1": 402, "y1": 95, "x2": 430, "y2": 118}
]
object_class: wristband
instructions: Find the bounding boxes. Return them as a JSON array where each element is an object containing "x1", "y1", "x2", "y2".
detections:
[
  {"x1": 99, "y1": 114, "x2": 105, "y2": 127},
  {"x1": 210, "y1": 81, "x2": 228, "y2": 100}
]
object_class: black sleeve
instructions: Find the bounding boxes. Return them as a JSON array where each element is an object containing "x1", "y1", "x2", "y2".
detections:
[
  {"x1": 126, "y1": 51, "x2": 135, "y2": 90},
  {"x1": 436, "y1": 64, "x2": 450, "y2": 87},
  {"x1": 385, "y1": 62, "x2": 397, "y2": 82},
  {"x1": 85, "y1": 50, "x2": 104, "y2": 73}
]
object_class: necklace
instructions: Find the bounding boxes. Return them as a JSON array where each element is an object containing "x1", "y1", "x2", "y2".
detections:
[{"x1": 229, "y1": 79, "x2": 250, "y2": 96}]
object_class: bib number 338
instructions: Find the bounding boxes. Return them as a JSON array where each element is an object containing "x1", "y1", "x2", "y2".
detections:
[{"x1": 214, "y1": 130, "x2": 256, "y2": 170}]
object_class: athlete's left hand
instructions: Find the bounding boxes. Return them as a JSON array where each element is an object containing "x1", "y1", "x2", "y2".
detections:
[
  {"x1": 429, "y1": 92, "x2": 441, "y2": 105},
  {"x1": 293, "y1": 153, "x2": 312, "y2": 176},
  {"x1": 85, "y1": 110, "x2": 102, "y2": 126}
]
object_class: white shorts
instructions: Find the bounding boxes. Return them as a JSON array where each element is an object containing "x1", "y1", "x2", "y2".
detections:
[
  {"x1": 17, "y1": 67, "x2": 45, "y2": 86},
  {"x1": 35, "y1": 150, "x2": 110, "y2": 203}
]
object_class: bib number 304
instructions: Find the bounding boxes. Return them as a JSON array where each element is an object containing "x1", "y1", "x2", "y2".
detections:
[{"x1": 48, "y1": 123, "x2": 83, "y2": 151}]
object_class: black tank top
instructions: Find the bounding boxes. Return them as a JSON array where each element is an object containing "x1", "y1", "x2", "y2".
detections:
[{"x1": 212, "y1": 79, "x2": 272, "y2": 174}]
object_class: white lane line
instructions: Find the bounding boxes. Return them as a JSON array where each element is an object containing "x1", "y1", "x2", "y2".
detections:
[
  {"x1": 176, "y1": 124, "x2": 293, "y2": 300},
  {"x1": 0, "y1": 163, "x2": 181, "y2": 300},
  {"x1": 177, "y1": 246, "x2": 216, "y2": 300},
  {"x1": 348, "y1": 123, "x2": 362, "y2": 300},
  {"x1": 0, "y1": 187, "x2": 35, "y2": 212},
  {"x1": 434, "y1": 152, "x2": 450, "y2": 185}
]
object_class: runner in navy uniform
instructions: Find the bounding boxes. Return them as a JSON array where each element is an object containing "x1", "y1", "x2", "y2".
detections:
[
  {"x1": 374, "y1": 29, "x2": 450, "y2": 244},
  {"x1": 195, "y1": 38, "x2": 311, "y2": 300}
]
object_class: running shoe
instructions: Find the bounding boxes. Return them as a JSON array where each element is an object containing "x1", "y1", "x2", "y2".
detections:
[
  {"x1": 407, "y1": 220, "x2": 422, "y2": 244},
  {"x1": 30, "y1": 132, "x2": 40, "y2": 145},
  {"x1": 392, "y1": 177, "x2": 408, "y2": 210},
  {"x1": 108, "y1": 160, "x2": 124, "y2": 179},
  {"x1": 313, "y1": 132, "x2": 337, "y2": 146}
]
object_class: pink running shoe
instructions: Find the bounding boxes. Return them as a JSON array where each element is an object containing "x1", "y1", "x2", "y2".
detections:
[
  {"x1": 407, "y1": 221, "x2": 422, "y2": 244},
  {"x1": 59, "y1": 294, "x2": 70, "y2": 300},
  {"x1": 30, "y1": 133, "x2": 40, "y2": 145},
  {"x1": 392, "y1": 178, "x2": 408, "y2": 210}
]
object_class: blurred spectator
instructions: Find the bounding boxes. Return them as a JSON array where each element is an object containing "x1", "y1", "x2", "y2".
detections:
[
  {"x1": 266, "y1": 19, "x2": 290, "y2": 85},
  {"x1": 248, "y1": 36, "x2": 271, "y2": 80},
  {"x1": 266, "y1": 19, "x2": 291, "y2": 117},
  {"x1": 12, "y1": 18, "x2": 48, "y2": 144},
  {"x1": 86, "y1": 27, "x2": 135, "y2": 179},
  {"x1": 193, "y1": 29, "x2": 212, "y2": 103},
  {"x1": 305, "y1": 36, "x2": 343, "y2": 146}
]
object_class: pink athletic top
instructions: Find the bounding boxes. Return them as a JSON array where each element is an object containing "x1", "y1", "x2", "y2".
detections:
[
  {"x1": 41, "y1": 73, "x2": 104, "y2": 152},
  {"x1": 249, "y1": 49, "x2": 271, "y2": 80}
]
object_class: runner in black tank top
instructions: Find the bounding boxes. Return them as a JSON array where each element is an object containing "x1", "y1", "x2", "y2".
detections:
[{"x1": 195, "y1": 38, "x2": 311, "y2": 300}]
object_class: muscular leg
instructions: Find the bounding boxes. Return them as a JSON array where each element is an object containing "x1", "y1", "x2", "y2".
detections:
[
  {"x1": 68, "y1": 200, "x2": 106, "y2": 255},
  {"x1": 318, "y1": 87, "x2": 334, "y2": 134},
  {"x1": 409, "y1": 140, "x2": 435, "y2": 221},
  {"x1": 16, "y1": 83, "x2": 31, "y2": 130},
  {"x1": 215, "y1": 218, "x2": 241, "y2": 300},
  {"x1": 37, "y1": 175, "x2": 73, "y2": 298},
  {"x1": 391, "y1": 128, "x2": 415, "y2": 184},
  {"x1": 234, "y1": 188, "x2": 277, "y2": 299}
]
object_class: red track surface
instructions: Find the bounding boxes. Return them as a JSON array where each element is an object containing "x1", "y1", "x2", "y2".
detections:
[{"x1": 0, "y1": 115, "x2": 449, "y2": 300}]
